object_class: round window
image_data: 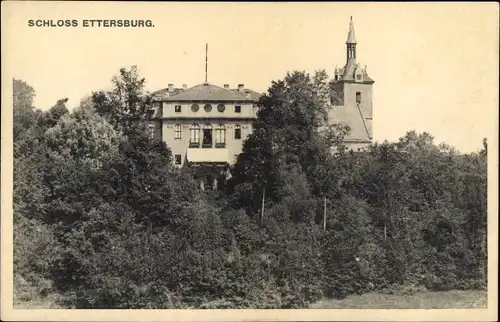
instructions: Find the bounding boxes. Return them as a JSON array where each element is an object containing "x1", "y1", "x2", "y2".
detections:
[
  {"x1": 204, "y1": 104, "x2": 212, "y2": 112},
  {"x1": 191, "y1": 104, "x2": 199, "y2": 112},
  {"x1": 217, "y1": 104, "x2": 225, "y2": 112}
]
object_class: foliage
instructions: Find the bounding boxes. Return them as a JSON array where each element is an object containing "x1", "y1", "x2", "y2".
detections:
[
  {"x1": 13, "y1": 69, "x2": 488, "y2": 309},
  {"x1": 91, "y1": 65, "x2": 153, "y2": 135}
]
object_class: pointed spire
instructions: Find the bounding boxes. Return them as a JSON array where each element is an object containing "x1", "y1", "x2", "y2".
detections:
[{"x1": 346, "y1": 16, "x2": 357, "y2": 44}]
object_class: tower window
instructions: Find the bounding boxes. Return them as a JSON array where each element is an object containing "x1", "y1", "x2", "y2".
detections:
[
  {"x1": 175, "y1": 154, "x2": 182, "y2": 165},
  {"x1": 235, "y1": 125, "x2": 241, "y2": 139},
  {"x1": 175, "y1": 105, "x2": 182, "y2": 113},
  {"x1": 356, "y1": 92, "x2": 361, "y2": 105},
  {"x1": 174, "y1": 124, "x2": 182, "y2": 139},
  {"x1": 235, "y1": 105, "x2": 241, "y2": 113}
]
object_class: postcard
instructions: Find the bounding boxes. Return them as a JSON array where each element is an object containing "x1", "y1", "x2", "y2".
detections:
[{"x1": 1, "y1": 1, "x2": 498, "y2": 321}]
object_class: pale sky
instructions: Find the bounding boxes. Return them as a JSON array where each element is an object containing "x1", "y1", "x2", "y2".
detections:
[{"x1": 3, "y1": 2, "x2": 498, "y2": 153}]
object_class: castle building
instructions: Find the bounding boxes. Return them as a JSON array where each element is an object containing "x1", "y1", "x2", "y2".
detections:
[
  {"x1": 148, "y1": 82, "x2": 261, "y2": 189},
  {"x1": 148, "y1": 17, "x2": 373, "y2": 187},
  {"x1": 328, "y1": 16, "x2": 374, "y2": 151}
]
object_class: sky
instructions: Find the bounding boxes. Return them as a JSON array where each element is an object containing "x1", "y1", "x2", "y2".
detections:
[{"x1": 3, "y1": 2, "x2": 499, "y2": 153}]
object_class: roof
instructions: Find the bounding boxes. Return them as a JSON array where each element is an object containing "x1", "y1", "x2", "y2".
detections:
[
  {"x1": 230, "y1": 88, "x2": 262, "y2": 101},
  {"x1": 158, "y1": 83, "x2": 259, "y2": 102},
  {"x1": 151, "y1": 88, "x2": 183, "y2": 100},
  {"x1": 346, "y1": 16, "x2": 357, "y2": 44},
  {"x1": 336, "y1": 61, "x2": 374, "y2": 83},
  {"x1": 186, "y1": 148, "x2": 230, "y2": 164}
]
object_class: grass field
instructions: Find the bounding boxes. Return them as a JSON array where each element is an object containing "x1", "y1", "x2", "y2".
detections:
[
  {"x1": 310, "y1": 290, "x2": 488, "y2": 309},
  {"x1": 15, "y1": 290, "x2": 487, "y2": 309}
]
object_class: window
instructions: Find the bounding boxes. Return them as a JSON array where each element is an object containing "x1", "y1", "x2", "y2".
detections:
[
  {"x1": 235, "y1": 105, "x2": 241, "y2": 113},
  {"x1": 202, "y1": 124, "x2": 213, "y2": 148},
  {"x1": 235, "y1": 125, "x2": 241, "y2": 139},
  {"x1": 190, "y1": 124, "x2": 200, "y2": 147},
  {"x1": 175, "y1": 105, "x2": 182, "y2": 113},
  {"x1": 174, "y1": 124, "x2": 182, "y2": 139},
  {"x1": 215, "y1": 124, "x2": 226, "y2": 147},
  {"x1": 191, "y1": 104, "x2": 199, "y2": 112},
  {"x1": 356, "y1": 92, "x2": 361, "y2": 105},
  {"x1": 204, "y1": 104, "x2": 212, "y2": 112},
  {"x1": 356, "y1": 74, "x2": 362, "y2": 80},
  {"x1": 175, "y1": 154, "x2": 182, "y2": 165},
  {"x1": 217, "y1": 104, "x2": 225, "y2": 112},
  {"x1": 147, "y1": 124, "x2": 155, "y2": 138}
]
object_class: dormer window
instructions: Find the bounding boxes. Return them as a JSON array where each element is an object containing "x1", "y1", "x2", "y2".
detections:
[{"x1": 356, "y1": 74, "x2": 362, "y2": 81}]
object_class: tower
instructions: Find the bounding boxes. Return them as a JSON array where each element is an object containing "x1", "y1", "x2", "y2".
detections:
[
  {"x1": 346, "y1": 16, "x2": 357, "y2": 62},
  {"x1": 329, "y1": 17, "x2": 374, "y2": 150}
]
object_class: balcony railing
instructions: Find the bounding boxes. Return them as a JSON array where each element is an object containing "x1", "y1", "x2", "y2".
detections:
[
  {"x1": 202, "y1": 142, "x2": 213, "y2": 148},
  {"x1": 189, "y1": 141, "x2": 200, "y2": 148},
  {"x1": 215, "y1": 143, "x2": 226, "y2": 148}
]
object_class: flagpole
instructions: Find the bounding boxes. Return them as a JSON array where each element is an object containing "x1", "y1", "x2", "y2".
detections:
[{"x1": 205, "y1": 43, "x2": 208, "y2": 83}]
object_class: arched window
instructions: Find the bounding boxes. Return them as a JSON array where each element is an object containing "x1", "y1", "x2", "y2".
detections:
[
  {"x1": 190, "y1": 124, "x2": 200, "y2": 147},
  {"x1": 215, "y1": 124, "x2": 226, "y2": 147},
  {"x1": 234, "y1": 124, "x2": 242, "y2": 140},
  {"x1": 202, "y1": 124, "x2": 213, "y2": 148},
  {"x1": 174, "y1": 124, "x2": 182, "y2": 139}
]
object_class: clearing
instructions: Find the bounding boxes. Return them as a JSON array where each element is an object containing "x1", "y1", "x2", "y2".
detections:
[{"x1": 311, "y1": 290, "x2": 487, "y2": 309}]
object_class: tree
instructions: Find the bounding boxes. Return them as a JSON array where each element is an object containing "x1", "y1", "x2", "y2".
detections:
[
  {"x1": 13, "y1": 79, "x2": 37, "y2": 141},
  {"x1": 37, "y1": 105, "x2": 122, "y2": 226},
  {"x1": 228, "y1": 71, "x2": 348, "y2": 218},
  {"x1": 44, "y1": 105, "x2": 121, "y2": 168},
  {"x1": 91, "y1": 66, "x2": 153, "y2": 135}
]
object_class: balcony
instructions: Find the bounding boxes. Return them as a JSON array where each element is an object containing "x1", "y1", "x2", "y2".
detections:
[
  {"x1": 215, "y1": 143, "x2": 226, "y2": 148},
  {"x1": 202, "y1": 142, "x2": 213, "y2": 148},
  {"x1": 189, "y1": 141, "x2": 200, "y2": 148}
]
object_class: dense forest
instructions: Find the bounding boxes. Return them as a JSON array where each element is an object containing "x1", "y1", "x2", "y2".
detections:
[{"x1": 13, "y1": 66, "x2": 487, "y2": 308}]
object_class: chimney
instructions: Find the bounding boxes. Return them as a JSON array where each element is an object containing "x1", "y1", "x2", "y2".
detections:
[
  {"x1": 238, "y1": 84, "x2": 244, "y2": 92},
  {"x1": 182, "y1": 84, "x2": 187, "y2": 90},
  {"x1": 168, "y1": 84, "x2": 174, "y2": 92},
  {"x1": 224, "y1": 84, "x2": 229, "y2": 89}
]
